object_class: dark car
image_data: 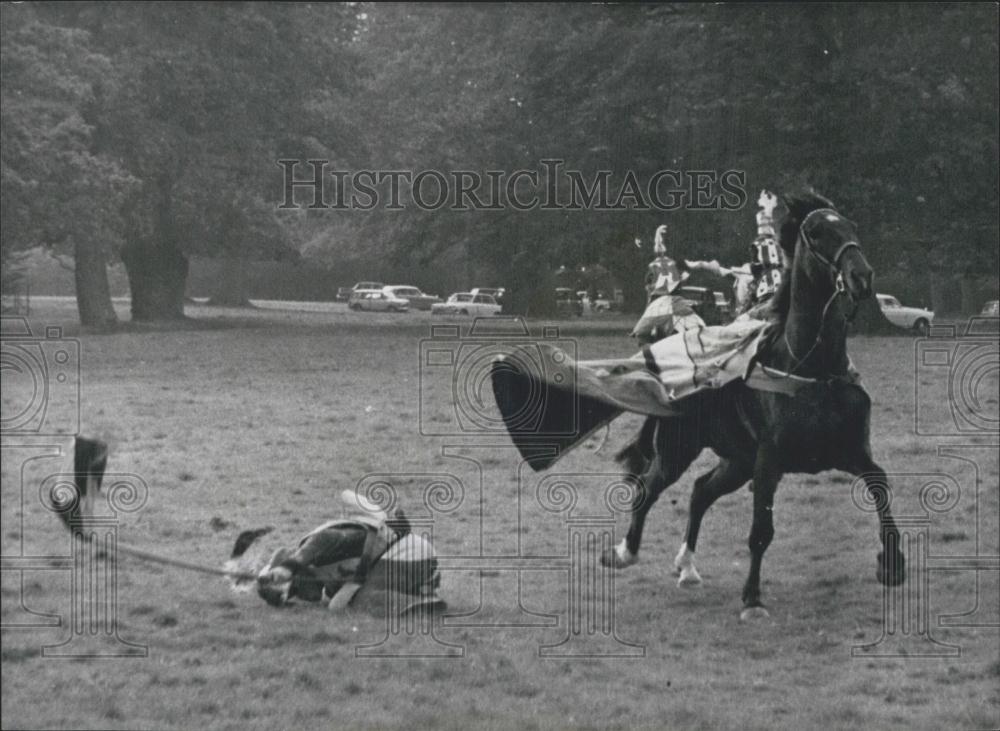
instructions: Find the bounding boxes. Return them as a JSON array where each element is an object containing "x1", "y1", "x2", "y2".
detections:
[
  {"x1": 713, "y1": 291, "x2": 733, "y2": 320},
  {"x1": 335, "y1": 287, "x2": 353, "y2": 302}
]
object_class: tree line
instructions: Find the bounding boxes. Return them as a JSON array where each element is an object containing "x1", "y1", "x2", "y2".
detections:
[{"x1": 2, "y1": 3, "x2": 996, "y2": 326}]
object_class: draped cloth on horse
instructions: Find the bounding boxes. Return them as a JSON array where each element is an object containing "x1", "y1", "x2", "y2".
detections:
[{"x1": 490, "y1": 317, "x2": 771, "y2": 471}]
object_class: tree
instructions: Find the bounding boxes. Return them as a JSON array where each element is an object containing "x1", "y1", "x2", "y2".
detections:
[
  {"x1": 8, "y1": 3, "x2": 994, "y2": 323},
  {"x1": 41, "y1": 3, "x2": 363, "y2": 321},
  {"x1": 1, "y1": 6, "x2": 135, "y2": 328},
  {"x1": 345, "y1": 4, "x2": 996, "y2": 314}
]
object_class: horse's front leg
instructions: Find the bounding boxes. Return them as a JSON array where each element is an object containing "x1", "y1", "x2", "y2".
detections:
[
  {"x1": 741, "y1": 449, "x2": 782, "y2": 620},
  {"x1": 845, "y1": 455, "x2": 905, "y2": 586}
]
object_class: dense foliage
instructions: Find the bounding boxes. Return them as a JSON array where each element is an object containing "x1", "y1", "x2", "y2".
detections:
[{"x1": 2, "y1": 3, "x2": 996, "y2": 323}]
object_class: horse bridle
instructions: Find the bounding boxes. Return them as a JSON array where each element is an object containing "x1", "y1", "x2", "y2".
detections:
[
  {"x1": 783, "y1": 208, "x2": 863, "y2": 373},
  {"x1": 798, "y1": 208, "x2": 861, "y2": 281}
]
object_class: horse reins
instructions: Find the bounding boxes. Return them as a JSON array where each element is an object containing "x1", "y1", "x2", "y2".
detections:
[{"x1": 782, "y1": 208, "x2": 863, "y2": 374}]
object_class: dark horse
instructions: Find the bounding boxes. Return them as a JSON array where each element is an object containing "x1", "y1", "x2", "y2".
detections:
[{"x1": 601, "y1": 191, "x2": 906, "y2": 619}]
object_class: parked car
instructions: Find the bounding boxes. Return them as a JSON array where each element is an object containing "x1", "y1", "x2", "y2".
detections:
[
  {"x1": 555, "y1": 287, "x2": 583, "y2": 317},
  {"x1": 591, "y1": 292, "x2": 612, "y2": 312},
  {"x1": 470, "y1": 287, "x2": 505, "y2": 301},
  {"x1": 382, "y1": 285, "x2": 442, "y2": 310},
  {"x1": 981, "y1": 300, "x2": 999, "y2": 317},
  {"x1": 334, "y1": 286, "x2": 353, "y2": 302},
  {"x1": 348, "y1": 289, "x2": 409, "y2": 312},
  {"x1": 674, "y1": 285, "x2": 727, "y2": 325},
  {"x1": 431, "y1": 292, "x2": 502, "y2": 317},
  {"x1": 348, "y1": 288, "x2": 376, "y2": 306},
  {"x1": 876, "y1": 293, "x2": 934, "y2": 334}
]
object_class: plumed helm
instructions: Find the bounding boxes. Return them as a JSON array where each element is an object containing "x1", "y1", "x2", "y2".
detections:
[{"x1": 653, "y1": 224, "x2": 668, "y2": 255}]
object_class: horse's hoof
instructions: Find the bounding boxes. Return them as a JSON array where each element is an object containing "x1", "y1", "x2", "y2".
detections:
[
  {"x1": 877, "y1": 551, "x2": 906, "y2": 586},
  {"x1": 672, "y1": 545, "x2": 694, "y2": 577},
  {"x1": 740, "y1": 606, "x2": 770, "y2": 622},
  {"x1": 677, "y1": 567, "x2": 703, "y2": 588},
  {"x1": 600, "y1": 546, "x2": 637, "y2": 569}
]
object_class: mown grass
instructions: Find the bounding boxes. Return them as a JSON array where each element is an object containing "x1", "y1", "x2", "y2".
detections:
[{"x1": 1, "y1": 301, "x2": 997, "y2": 730}]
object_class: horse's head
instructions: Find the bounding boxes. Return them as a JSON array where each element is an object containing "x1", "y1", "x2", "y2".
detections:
[
  {"x1": 798, "y1": 208, "x2": 873, "y2": 302},
  {"x1": 780, "y1": 192, "x2": 874, "y2": 303}
]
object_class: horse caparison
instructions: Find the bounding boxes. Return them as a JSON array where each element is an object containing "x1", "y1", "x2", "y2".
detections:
[{"x1": 603, "y1": 191, "x2": 906, "y2": 620}]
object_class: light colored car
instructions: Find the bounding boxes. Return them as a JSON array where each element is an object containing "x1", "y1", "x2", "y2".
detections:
[
  {"x1": 876, "y1": 293, "x2": 934, "y2": 334},
  {"x1": 382, "y1": 285, "x2": 442, "y2": 310},
  {"x1": 431, "y1": 292, "x2": 502, "y2": 317},
  {"x1": 981, "y1": 300, "x2": 999, "y2": 317},
  {"x1": 470, "y1": 287, "x2": 505, "y2": 301},
  {"x1": 348, "y1": 289, "x2": 409, "y2": 312}
]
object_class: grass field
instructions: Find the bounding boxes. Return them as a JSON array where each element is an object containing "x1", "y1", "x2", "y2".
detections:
[{"x1": 2, "y1": 301, "x2": 998, "y2": 731}]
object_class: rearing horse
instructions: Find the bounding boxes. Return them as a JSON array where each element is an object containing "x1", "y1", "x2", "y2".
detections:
[{"x1": 602, "y1": 191, "x2": 906, "y2": 620}]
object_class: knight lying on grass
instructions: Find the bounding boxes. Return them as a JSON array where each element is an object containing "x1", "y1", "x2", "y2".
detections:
[
  {"x1": 226, "y1": 490, "x2": 445, "y2": 615},
  {"x1": 57, "y1": 437, "x2": 445, "y2": 617}
]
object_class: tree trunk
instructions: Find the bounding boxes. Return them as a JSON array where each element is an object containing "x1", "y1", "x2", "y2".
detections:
[
  {"x1": 121, "y1": 238, "x2": 189, "y2": 320},
  {"x1": 959, "y1": 276, "x2": 979, "y2": 315},
  {"x1": 601, "y1": 231, "x2": 648, "y2": 315},
  {"x1": 929, "y1": 273, "x2": 948, "y2": 316},
  {"x1": 73, "y1": 238, "x2": 118, "y2": 330},
  {"x1": 121, "y1": 175, "x2": 188, "y2": 321},
  {"x1": 504, "y1": 250, "x2": 557, "y2": 317}
]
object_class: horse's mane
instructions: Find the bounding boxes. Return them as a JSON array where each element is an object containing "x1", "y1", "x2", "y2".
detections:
[{"x1": 767, "y1": 190, "x2": 837, "y2": 320}]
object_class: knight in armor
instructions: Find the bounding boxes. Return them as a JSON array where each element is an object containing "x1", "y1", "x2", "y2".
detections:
[
  {"x1": 631, "y1": 190, "x2": 785, "y2": 342},
  {"x1": 230, "y1": 491, "x2": 444, "y2": 614},
  {"x1": 631, "y1": 223, "x2": 726, "y2": 344},
  {"x1": 736, "y1": 189, "x2": 785, "y2": 317}
]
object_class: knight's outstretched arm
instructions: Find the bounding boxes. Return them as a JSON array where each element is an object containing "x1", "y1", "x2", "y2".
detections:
[{"x1": 683, "y1": 259, "x2": 730, "y2": 277}]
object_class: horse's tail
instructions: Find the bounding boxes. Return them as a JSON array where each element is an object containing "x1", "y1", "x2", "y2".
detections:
[{"x1": 614, "y1": 417, "x2": 657, "y2": 476}]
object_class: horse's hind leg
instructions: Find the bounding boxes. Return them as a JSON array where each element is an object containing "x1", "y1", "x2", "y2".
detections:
[
  {"x1": 601, "y1": 460, "x2": 667, "y2": 568},
  {"x1": 673, "y1": 459, "x2": 752, "y2": 588},
  {"x1": 614, "y1": 416, "x2": 657, "y2": 477},
  {"x1": 602, "y1": 419, "x2": 701, "y2": 569}
]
